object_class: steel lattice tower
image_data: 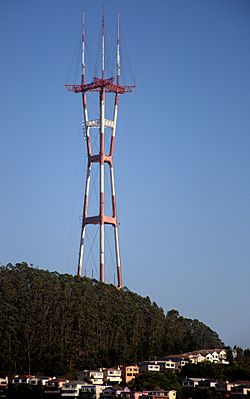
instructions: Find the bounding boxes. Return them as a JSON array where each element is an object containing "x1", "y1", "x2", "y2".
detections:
[{"x1": 66, "y1": 10, "x2": 134, "y2": 288}]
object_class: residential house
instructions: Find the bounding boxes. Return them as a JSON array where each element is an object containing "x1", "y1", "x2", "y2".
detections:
[
  {"x1": 43, "y1": 378, "x2": 69, "y2": 398},
  {"x1": 155, "y1": 360, "x2": 175, "y2": 372},
  {"x1": 182, "y1": 377, "x2": 204, "y2": 388},
  {"x1": 231, "y1": 382, "x2": 250, "y2": 398},
  {"x1": 29, "y1": 377, "x2": 50, "y2": 386},
  {"x1": 211, "y1": 352, "x2": 220, "y2": 363},
  {"x1": 140, "y1": 389, "x2": 176, "y2": 399},
  {"x1": 181, "y1": 349, "x2": 229, "y2": 365},
  {"x1": 139, "y1": 362, "x2": 160, "y2": 373},
  {"x1": 215, "y1": 381, "x2": 240, "y2": 396},
  {"x1": 218, "y1": 349, "x2": 229, "y2": 364},
  {"x1": 198, "y1": 379, "x2": 218, "y2": 389},
  {"x1": 159, "y1": 355, "x2": 187, "y2": 371},
  {"x1": 122, "y1": 365, "x2": 139, "y2": 383},
  {"x1": 12, "y1": 375, "x2": 34, "y2": 384},
  {"x1": 79, "y1": 384, "x2": 109, "y2": 399},
  {"x1": 205, "y1": 353, "x2": 214, "y2": 362},
  {"x1": 101, "y1": 386, "x2": 131, "y2": 399},
  {"x1": 0, "y1": 377, "x2": 8, "y2": 391},
  {"x1": 218, "y1": 349, "x2": 227, "y2": 361},
  {"x1": 61, "y1": 381, "x2": 86, "y2": 398},
  {"x1": 77, "y1": 370, "x2": 104, "y2": 385},
  {"x1": 189, "y1": 354, "x2": 206, "y2": 364},
  {"x1": 167, "y1": 358, "x2": 187, "y2": 371},
  {"x1": 103, "y1": 368, "x2": 122, "y2": 385}
]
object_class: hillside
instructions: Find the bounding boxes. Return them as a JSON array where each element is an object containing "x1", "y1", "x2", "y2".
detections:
[{"x1": 0, "y1": 263, "x2": 224, "y2": 375}]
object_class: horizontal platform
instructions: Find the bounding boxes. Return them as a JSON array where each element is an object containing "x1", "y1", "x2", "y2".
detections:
[
  {"x1": 65, "y1": 77, "x2": 135, "y2": 94},
  {"x1": 86, "y1": 119, "x2": 115, "y2": 128},
  {"x1": 88, "y1": 154, "x2": 112, "y2": 164},
  {"x1": 84, "y1": 215, "x2": 117, "y2": 226}
]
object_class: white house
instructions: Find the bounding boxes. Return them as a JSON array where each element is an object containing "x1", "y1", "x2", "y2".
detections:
[
  {"x1": 189, "y1": 354, "x2": 205, "y2": 364},
  {"x1": 103, "y1": 368, "x2": 122, "y2": 384},
  {"x1": 218, "y1": 350, "x2": 229, "y2": 364},
  {"x1": 218, "y1": 349, "x2": 227, "y2": 360},
  {"x1": 140, "y1": 389, "x2": 176, "y2": 399},
  {"x1": 212, "y1": 352, "x2": 220, "y2": 363},
  {"x1": 29, "y1": 377, "x2": 50, "y2": 386},
  {"x1": 205, "y1": 353, "x2": 214, "y2": 362},
  {"x1": 79, "y1": 384, "x2": 108, "y2": 399},
  {"x1": 0, "y1": 378, "x2": 8, "y2": 389},
  {"x1": 77, "y1": 370, "x2": 104, "y2": 385},
  {"x1": 140, "y1": 362, "x2": 160, "y2": 373},
  {"x1": 12, "y1": 375, "x2": 34, "y2": 384},
  {"x1": 61, "y1": 381, "x2": 86, "y2": 398}
]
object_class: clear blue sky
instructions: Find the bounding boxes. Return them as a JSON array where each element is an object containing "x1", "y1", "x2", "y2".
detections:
[{"x1": 0, "y1": 0, "x2": 249, "y2": 348}]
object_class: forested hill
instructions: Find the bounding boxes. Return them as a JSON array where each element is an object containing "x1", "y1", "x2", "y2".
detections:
[{"x1": 0, "y1": 263, "x2": 223, "y2": 375}]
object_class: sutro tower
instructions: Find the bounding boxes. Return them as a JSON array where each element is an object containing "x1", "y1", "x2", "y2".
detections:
[{"x1": 65, "y1": 9, "x2": 135, "y2": 288}]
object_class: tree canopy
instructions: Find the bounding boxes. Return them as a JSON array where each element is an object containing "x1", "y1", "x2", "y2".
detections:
[{"x1": 0, "y1": 263, "x2": 223, "y2": 375}]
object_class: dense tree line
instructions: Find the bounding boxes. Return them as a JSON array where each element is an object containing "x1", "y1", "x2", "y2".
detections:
[{"x1": 0, "y1": 263, "x2": 223, "y2": 375}]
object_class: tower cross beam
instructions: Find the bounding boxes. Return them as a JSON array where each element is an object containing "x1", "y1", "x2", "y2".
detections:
[{"x1": 65, "y1": 78, "x2": 135, "y2": 94}]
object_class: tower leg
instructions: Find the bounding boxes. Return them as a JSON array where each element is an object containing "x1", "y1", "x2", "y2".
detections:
[
  {"x1": 77, "y1": 161, "x2": 92, "y2": 276},
  {"x1": 100, "y1": 90, "x2": 105, "y2": 283},
  {"x1": 114, "y1": 225, "x2": 122, "y2": 288},
  {"x1": 110, "y1": 163, "x2": 122, "y2": 288}
]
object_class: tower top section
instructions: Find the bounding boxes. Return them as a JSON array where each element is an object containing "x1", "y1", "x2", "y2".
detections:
[{"x1": 65, "y1": 10, "x2": 135, "y2": 94}]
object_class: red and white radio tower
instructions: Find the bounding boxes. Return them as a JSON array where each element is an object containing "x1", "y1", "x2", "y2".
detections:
[{"x1": 66, "y1": 9, "x2": 135, "y2": 288}]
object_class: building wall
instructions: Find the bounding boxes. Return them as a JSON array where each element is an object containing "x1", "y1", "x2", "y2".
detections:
[{"x1": 124, "y1": 366, "x2": 139, "y2": 383}]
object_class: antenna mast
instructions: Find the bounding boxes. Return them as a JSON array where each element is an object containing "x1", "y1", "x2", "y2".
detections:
[
  {"x1": 101, "y1": 3, "x2": 105, "y2": 79},
  {"x1": 117, "y1": 13, "x2": 120, "y2": 85},
  {"x1": 81, "y1": 12, "x2": 85, "y2": 85},
  {"x1": 66, "y1": 9, "x2": 135, "y2": 288}
]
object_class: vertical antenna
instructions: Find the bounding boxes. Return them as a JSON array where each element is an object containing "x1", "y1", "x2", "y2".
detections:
[
  {"x1": 101, "y1": 2, "x2": 105, "y2": 79},
  {"x1": 117, "y1": 13, "x2": 120, "y2": 85},
  {"x1": 81, "y1": 12, "x2": 85, "y2": 85}
]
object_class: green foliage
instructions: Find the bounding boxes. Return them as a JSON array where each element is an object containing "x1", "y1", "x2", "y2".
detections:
[
  {"x1": 164, "y1": 311, "x2": 223, "y2": 354},
  {"x1": 181, "y1": 389, "x2": 214, "y2": 399},
  {"x1": 128, "y1": 371, "x2": 181, "y2": 392},
  {"x1": 180, "y1": 362, "x2": 225, "y2": 380},
  {"x1": 0, "y1": 263, "x2": 224, "y2": 375},
  {"x1": 180, "y1": 357, "x2": 250, "y2": 382}
]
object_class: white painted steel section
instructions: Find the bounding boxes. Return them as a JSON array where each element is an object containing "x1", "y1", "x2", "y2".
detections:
[
  {"x1": 110, "y1": 164, "x2": 121, "y2": 285},
  {"x1": 104, "y1": 119, "x2": 115, "y2": 128},
  {"x1": 84, "y1": 109, "x2": 90, "y2": 137},
  {"x1": 87, "y1": 119, "x2": 114, "y2": 129},
  {"x1": 110, "y1": 165, "x2": 116, "y2": 196},
  {"x1": 78, "y1": 228, "x2": 85, "y2": 276},
  {"x1": 83, "y1": 100, "x2": 90, "y2": 148},
  {"x1": 86, "y1": 163, "x2": 92, "y2": 194},
  {"x1": 78, "y1": 162, "x2": 92, "y2": 276},
  {"x1": 78, "y1": 91, "x2": 90, "y2": 275},
  {"x1": 100, "y1": 164, "x2": 104, "y2": 193},
  {"x1": 112, "y1": 103, "x2": 118, "y2": 137},
  {"x1": 114, "y1": 225, "x2": 121, "y2": 280},
  {"x1": 87, "y1": 119, "x2": 99, "y2": 128}
]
